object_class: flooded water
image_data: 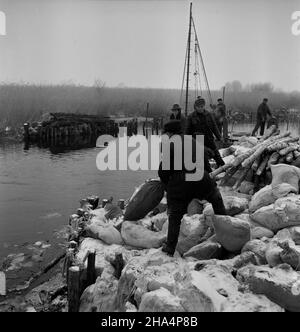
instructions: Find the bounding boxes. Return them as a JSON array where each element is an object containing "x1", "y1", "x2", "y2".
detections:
[{"x1": 0, "y1": 138, "x2": 156, "y2": 291}]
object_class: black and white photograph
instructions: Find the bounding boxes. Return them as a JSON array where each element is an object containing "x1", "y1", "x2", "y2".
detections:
[{"x1": 0, "y1": 0, "x2": 300, "y2": 315}]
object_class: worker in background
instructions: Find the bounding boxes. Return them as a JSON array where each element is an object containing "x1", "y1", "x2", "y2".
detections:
[
  {"x1": 252, "y1": 98, "x2": 272, "y2": 136},
  {"x1": 159, "y1": 120, "x2": 227, "y2": 256},
  {"x1": 170, "y1": 104, "x2": 182, "y2": 120},
  {"x1": 185, "y1": 97, "x2": 225, "y2": 168},
  {"x1": 214, "y1": 98, "x2": 226, "y2": 135}
]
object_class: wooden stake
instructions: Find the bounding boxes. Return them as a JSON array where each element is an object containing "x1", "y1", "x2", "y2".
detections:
[
  {"x1": 68, "y1": 266, "x2": 81, "y2": 312},
  {"x1": 87, "y1": 251, "x2": 96, "y2": 286}
]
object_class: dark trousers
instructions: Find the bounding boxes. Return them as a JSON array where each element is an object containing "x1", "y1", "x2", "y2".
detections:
[
  {"x1": 213, "y1": 149, "x2": 225, "y2": 167},
  {"x1": 166, "y1": 188, "x2": 226, "y2": 253},
  {"x1": 252, "y1": 119, "x2": 265, "y2": 136}
]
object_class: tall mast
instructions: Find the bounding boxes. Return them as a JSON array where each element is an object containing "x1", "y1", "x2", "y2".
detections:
[{"x1": 185, "y1": 2, "x2": 193, "y2": 117}]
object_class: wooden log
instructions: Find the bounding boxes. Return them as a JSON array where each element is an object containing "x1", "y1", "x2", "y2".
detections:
[
  {"x1": 210, "y1": 164, "x2": 231, "y2": 179},
  {"x1": 279, "y1": 144, "x2": 298, "y2": 156},
  {"x1": 267, "y1": 137, "x2": 298, "y2": 152},
  {"x1": 87, "y1": 251, "x2": 96, "y2": 286},
  {"x1": 68, "y1": 266, "x2": 82, "y2": 312},
  {"x1": 219, "y1": 165, "x2": 240, "y2": 186},
  {"x1": 261, "y1": 125, "x2": 277, "y2": 140},
  {"x1": 256, "y1": 155, "x2": 270, "y2": 176},
  {"x1": 251, "y1": 156, "x2": 261, "y2": 172},
  {"x1": 233, "y1": 166, "x2": 252, "y2": 191}
]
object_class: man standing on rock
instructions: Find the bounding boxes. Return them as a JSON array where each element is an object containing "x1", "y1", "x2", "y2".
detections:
[
  {"x1": 158, "y1": 120, "x2": 227, "y2": 256},
  {"x1": 185, "y1": 97, "x2": 225, "y2": 168},
  {"x1": 252, "y1": 98, "x2": 272, "y2": 136}
]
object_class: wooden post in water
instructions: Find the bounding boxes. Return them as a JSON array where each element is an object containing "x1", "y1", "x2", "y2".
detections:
[
  {"x1": 87, "y1": 251, "x2": 96, "y2": 286},
  {"x1": 118, "y1": 199, "x2": 125, "y2": 210},
  {"x1": 68, "y1": 266, "x2": 81, "y2": 312},
  {"x1": 102, "y1": 199, "x2": 108, "y2": 208},
  {"x1": 23, "y1": 123, "x2": 30, "y2": 140}
]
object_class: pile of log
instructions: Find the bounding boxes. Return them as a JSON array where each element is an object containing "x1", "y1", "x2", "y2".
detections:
[{"x1": 212, "y1": 125, "x2": 300, "y2": 192}]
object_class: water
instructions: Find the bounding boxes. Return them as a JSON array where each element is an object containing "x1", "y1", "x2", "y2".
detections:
[{"x1": 0, "y1": 139, "x2": 156, "y2": 291}]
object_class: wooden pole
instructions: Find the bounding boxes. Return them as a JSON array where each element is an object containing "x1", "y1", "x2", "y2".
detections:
[
  {"x1": 68, "y1": 266, "x2": 81, "y2": 312},
  {"x1": 87, "y1": 251, "x2": 96, "y2": 286},
  {"x1": 185, "y1": 2, "x2": 193, "y2": 117}
]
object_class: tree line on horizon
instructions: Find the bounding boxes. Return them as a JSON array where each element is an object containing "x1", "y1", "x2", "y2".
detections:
[{"x1": 0, "y1": 81, "x2": 299, "y2": 127}]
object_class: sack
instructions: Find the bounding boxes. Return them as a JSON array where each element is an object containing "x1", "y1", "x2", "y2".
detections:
[
  {"x1": 85, "y1": 222, "x2": 123, "y2": 245},
  {"x1": 271, "y1": 164, "x2": 300, "y2": 192},
  {"x1": 121, "y1": 221, "x2": 166, "y2": 249},
  {"x1": 249, "y1": 183, "x2": 297, "y2": 213},
  {"x1": 124, "y1": 179, "x2": 165, "y2": 221}
]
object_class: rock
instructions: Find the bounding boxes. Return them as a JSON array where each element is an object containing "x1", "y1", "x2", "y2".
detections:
[
  {"x1": 271, "y1": 164, "x2": 300, "y2": 192},
  {"x1": 238, "y1": 181, "x2": 254, "y2": 195},
  {"x1": 287, "y1": 227, "x2": 300, "y2": 245},
  {"x1": 251, "y1": 195, "x2": 300, "y2": 232},
  {"x1": 149, "y1": 212, "x2": 168, "y2": 231},
  {"x1": 223, "y1": 196, "x2": 248, "y2": 216},
  {"x1": 84, "y1": 222, "x2": 123, "y2": 245},
  {"x1": 176, "y1": 270, "x2": 225, "y2": 312},
  {"x1": 104, "y1": 202, "x2": 123, "y2": 220},
  {"x1": 125, "y1": 302, "x2": 138, "y2": 312},
  {"x1": 249, "y1": 183, "x2": 297, "y2": 213},
  {"x1": 221, "y1": 292, "x2": 284, "y2": 312},
  {"x1": 187, "y1": 199, "x2": 204, "y2": 216},
  {"x1": 251, "y1": 227, "x2": 274, "y2": 239},
  {"x1": 79, "y1": 272, "x2": 119, "y2": 312},
  {"x1": 242, "y1": 239, "x2": 268, "y2": 264},
  {"x1": 232, "y1": 251, "x2": 260, "y2": 269},
  {"x1": 212, "y1": 215, "x2": 251, "y2": 252},
  {"x1": 237, "y1": 264, "x2": 300, "y2": 312},
  {"x1": 176, "y1": 214, "x2": 209, "y2": 255},
  {"x1": 121, "y1": 221, "x2": 166, "y2": 249},
  {"x1": 183, "y1": 241, "x2": 224, "y2": 260},
  {"x1": 139, "y1": 288, "x2": 185, "y2": 312},
  {"x1": 279, "y1": 241, "x2": 300, "y2": 271},
  {"x1": 116, "y1": 249, "x2": 184, "y2": 310},
  {"x1": 77, "y1": 238, "x2": 135, "y2": 277},
  {"x1": 193, "y1": 260, "x2": 282, "y2": 312}
]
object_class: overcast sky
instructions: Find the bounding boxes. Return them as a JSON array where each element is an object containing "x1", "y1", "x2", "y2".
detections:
[{"x1": 0, "y1": 0, "x2": 299, "y2": 91}]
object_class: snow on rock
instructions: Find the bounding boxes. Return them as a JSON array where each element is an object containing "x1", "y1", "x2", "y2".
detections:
[
  {"x1": 79, "y1": 271, "x2": 119, "y2": 312},
  {"x1": 121, "y1": 221, "x2": 166, "y2": 249},
  {"x1": 237, "y1": 264, "x2": 300, "y2": 312},
  {"x1": 139, "y1": 288, "x2": 185, "y2": 312}
]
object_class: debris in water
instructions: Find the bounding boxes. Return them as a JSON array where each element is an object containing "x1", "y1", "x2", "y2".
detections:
[{"x1": 41, "y1": 213, "x2": 62, "y2": 220}]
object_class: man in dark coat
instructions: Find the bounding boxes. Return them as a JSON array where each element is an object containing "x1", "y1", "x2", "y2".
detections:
[
  {"x1": 170, "y1": 104, "x2": 182, "y2": 120},
  {"x1": 252, "y1": 98, "x2": 272, "y2": 136},
  {"x1": 159, "y1": 120, "x2": 227, "y2": 256},
  {"x1": 214, "y1": 98, "x2": 226, "y2": 135},
  {"x1": 185, "y1": 97, "x2": 225, "y2": 167}
]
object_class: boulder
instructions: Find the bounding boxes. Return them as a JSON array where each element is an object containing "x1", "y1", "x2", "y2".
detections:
[
  {"x1": 223, "y1": 196, "x2": 248, "y2": 216},
  {"x1": 125, "y1": 302, "x2": 138, "y2": 312},
  {"x1": 212, "y1": 215, "x2": 251, "y2": 252},
  {"x1": 187, "y1": 199, "x2": 204, "y2": 216},
  {"x1": 121, "y1": 221, "x2": 166, "y2": 249},
  {"x1": 176, "y1": 214, "x2": 209, "y2": 255},
  {"x1": 251, "y1": 227, "x2": 274, "y2": 239},
  {"x1": 84, "y1": 222, "x2": 123, "y2": 245},
  {"x1": 79, "y1": 272, "x2": 118, "y2": 312},
  {"x1": 193, "y1": 260, "x2": 282, "y2": 312},
  {"x1": 279, "y1": 241, "x2": 300, "y2": 271},
  {"x1": 176, "y1": 270, "x2": 225, "y2": 312},
  {"x1": 287, "y1": 227, "x2": 300, "y2": 245},
  {"x1": 183, "y1": 241, "x2": 224, "y2": 260},
  {"x1": 242, "y1": 239, "x2": 268, "y2": 264},
  {"x1": 249, "y1": 183, "x2": 297, "y2": 213},
  {"x1": 139, "y1": 288, "x2": 185, "y2": 312},
  {"x1": 251, "y1": 195, "x2": 300, "y2": 232},
  {"x1": 271, "y1": 164, "x2": 300, "y2": 192},
  {"x1": 238, "y1": 181, "x2": 254, "y2": 195},
  {"x1": 150, "y1": 212, "x2": 168, "y2": 231},
  {"x1": 76, "y1": 238, "x2": 135, "y2": 277},
  {"x1": 237, "y1": 264, "x2": 300, "y2": 312}
]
